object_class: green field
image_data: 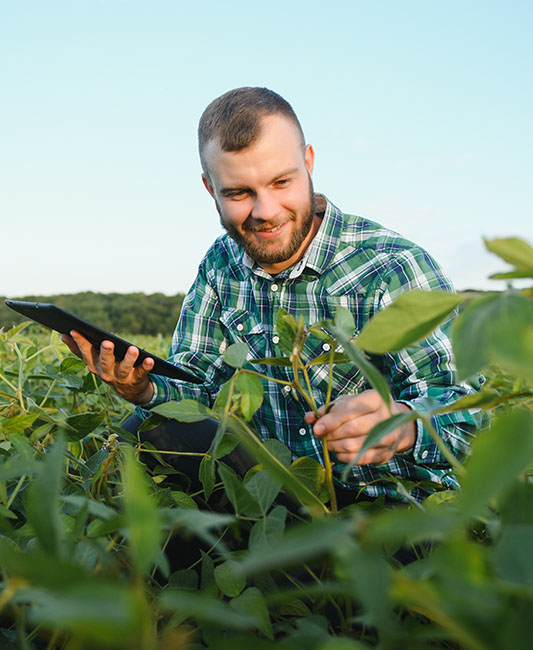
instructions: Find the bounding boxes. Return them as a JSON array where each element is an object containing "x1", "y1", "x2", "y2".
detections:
[{"x1": 0, "y1": 237, "x2": 532, "y2": 650}]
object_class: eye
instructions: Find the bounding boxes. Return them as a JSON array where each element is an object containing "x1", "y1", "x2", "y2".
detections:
[
  {"x1": 225, "y1": 189, "x2": 248, "y2": 200},
  {"x1": 274, "y1": 178, "x2": 290, "y2": 187}
]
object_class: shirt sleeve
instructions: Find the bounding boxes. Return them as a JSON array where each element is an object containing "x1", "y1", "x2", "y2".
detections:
[
  {"x1": 371, "y1": 246, "x2": 486, "y2": 467},
  {"x1": 135, "y1": 256, "x2": 234, "y2": 418}
]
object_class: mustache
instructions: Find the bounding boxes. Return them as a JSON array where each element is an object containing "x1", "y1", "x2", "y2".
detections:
[{"x1": 243, "y1": 215, "x2": 296, "y2": 233}]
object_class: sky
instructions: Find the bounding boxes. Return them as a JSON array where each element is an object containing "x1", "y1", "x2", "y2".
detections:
[{"x1": 1, "y1": 0, "x2": 532, "y2": 298}]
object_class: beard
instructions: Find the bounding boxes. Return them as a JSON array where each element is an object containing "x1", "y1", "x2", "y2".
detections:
[{"x1": 218, "y1": 174, "x2": 317, "y2": 267}]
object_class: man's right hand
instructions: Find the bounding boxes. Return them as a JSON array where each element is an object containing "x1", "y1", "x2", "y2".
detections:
[{"x1": 61, "y1": 330, "x2": 155, "y2": 405}]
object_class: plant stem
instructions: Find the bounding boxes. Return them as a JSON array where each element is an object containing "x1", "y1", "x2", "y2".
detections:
[
  {"x1": 421, "y1": 415, "x2": 465, "y2": 476},
  {"x1": 7, "y1": 475, "x2": 26, "y2": 509},
  {"x1": 242, "y1": 368, "x2": 292, "y2": 386}
]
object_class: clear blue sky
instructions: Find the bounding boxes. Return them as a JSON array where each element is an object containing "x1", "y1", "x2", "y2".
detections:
[{"x1": 2, "y1": 0, "x2": 531, "y2": 297}]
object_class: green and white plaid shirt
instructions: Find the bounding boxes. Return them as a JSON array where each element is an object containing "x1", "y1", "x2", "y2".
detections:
[{"x1": 139, "y1": 195, "x2": 483, "y2": 502}]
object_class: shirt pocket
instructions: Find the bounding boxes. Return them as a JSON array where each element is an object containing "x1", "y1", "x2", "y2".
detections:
[
  {"x1": 219, "y1": 308, "x2": 267, "y2": 359},
  {"x1": 303, "y1": 331, "x2": 367, "y2": 397}
]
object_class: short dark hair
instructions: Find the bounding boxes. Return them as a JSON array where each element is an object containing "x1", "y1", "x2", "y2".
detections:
[{"x1": 198, "y1": 87, "x2": 305, "y2": 175}]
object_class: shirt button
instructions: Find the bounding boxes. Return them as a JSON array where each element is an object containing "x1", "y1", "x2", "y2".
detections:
[
  {"x1": 299, "y1": 427, "x2": 307, "y2": 436},
  {"x1": 322, "y1": 343, "x2": 331, "y2": 352},
  {"x1": 236, "y1": 323, "x2": 244, "y2": 331},
  {"x1": 421, "y1": 450, "x2": 428, "y2": 460},
  {"x1": 283, "y1": 385, "x2": 292, "y2": 393},
  {"x1": 272, "y1": 335, "x2": 280, "y2": 344},
  {"x1": 271, "y1": 283, "x2": 279, "y2": 292}
]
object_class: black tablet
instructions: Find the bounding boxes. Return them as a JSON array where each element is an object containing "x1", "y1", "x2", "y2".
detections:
[{"x1": 4, "y1": 300, "x2": 202, "y2": 383}]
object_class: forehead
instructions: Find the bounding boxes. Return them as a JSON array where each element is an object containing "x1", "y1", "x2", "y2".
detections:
[{"x1": 203, "y1": 115, "x2": 305, "y2": 187}]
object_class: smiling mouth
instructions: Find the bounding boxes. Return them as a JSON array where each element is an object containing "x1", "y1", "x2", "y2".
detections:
[{"x1": 253, "y1": 223, "x2": 285, "y2": 233}]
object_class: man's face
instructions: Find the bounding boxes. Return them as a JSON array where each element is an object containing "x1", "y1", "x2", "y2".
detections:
[{"x1": 202, "y1": 115, "x2": 319, "y2": 274}]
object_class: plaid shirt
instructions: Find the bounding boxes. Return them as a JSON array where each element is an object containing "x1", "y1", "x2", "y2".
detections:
[{"x1": 139, "y1": 195, "x2": 483, "y2": 502}]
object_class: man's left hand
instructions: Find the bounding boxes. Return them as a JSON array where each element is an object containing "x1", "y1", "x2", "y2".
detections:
[{"x1": 304, "y1": 389, "x2": 416, "y2": 465}]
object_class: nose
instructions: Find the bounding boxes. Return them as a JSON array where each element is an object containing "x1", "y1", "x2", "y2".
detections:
[{"x1": 251, "y1": 190, "x2": 281, "y2": 221}]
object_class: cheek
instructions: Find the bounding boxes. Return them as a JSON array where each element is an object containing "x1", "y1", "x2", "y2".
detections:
[{"x1": 220, "y1": 200, "x2": 251, "y2": 227}]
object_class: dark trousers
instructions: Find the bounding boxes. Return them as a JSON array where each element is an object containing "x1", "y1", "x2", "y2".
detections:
[
  {"x1": 122, "y1": 414, "x2": 418, "y2": 570},
  {"x1": 121, "y1": 413, "x2": 256, "y2": 492},
  {"x1": 122, "y1": 413, "x2": 379, "y2": 509}
]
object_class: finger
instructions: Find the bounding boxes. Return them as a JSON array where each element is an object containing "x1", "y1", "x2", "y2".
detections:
[
  {"x1": 61, "y1": 334, "x2": 82, "y2": 358},
  {"x1": 70, "y1": 330, "x2": 100, "y2": 372},
  {"x1": 313, "y1": 394, "x2": 380, "y2": 436},
  {"x1": 336, "y1": 447, "x2": 394, "y2": 466},
  {"x1": 304, "y1": 411, "x2": 318, "y2": 424},
  {"x1": 115, "y1": 346, "x2": 140, "y2": 379},
  {"x1": 139, "y1": 356, "x2": 155, "y2": 374}
]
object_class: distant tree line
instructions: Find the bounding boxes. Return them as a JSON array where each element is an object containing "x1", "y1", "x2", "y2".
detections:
[{"x1": 1, "y1": 292, "x2": 186, "y2": 336}]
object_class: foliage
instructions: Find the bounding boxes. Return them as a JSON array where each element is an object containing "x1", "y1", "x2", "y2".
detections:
[
  {"x1": 0, "y1": 237, "x2": 531, "y2": 649},
  {"x1": 0, "y1": 291, "x2": 186, "y2": 336}
]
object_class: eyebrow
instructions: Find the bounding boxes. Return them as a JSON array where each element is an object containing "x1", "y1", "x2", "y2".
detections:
[{"x1": 220, "y1": 167, "x2": 300, "y2": 196}]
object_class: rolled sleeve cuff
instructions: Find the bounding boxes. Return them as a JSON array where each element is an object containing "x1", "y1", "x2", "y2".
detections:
[
  {"x1": 396, "y1": 399, "x2": 448, "y2": 466},
  {"x1": 134, "y1": 375, "x2": 173, "y2": 418}
]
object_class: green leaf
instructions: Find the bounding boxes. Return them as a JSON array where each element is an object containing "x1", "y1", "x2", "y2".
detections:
[
  {"x1": 60, "y1": 356, "x2": 87, "y2": 374},
  {"x1": 493, "y1": 525, "x2": 533, "y2": 585},
  {"x1": 64, "y1": 412, "x2": 105, "y2": 441},
  {"x1": 121, "y1": 446, "x2": 162, "y2": 575},
  {"x1": 230, "y1": 587, "x2": 273, "y2": 639},
  {"x1": 137, "y1": 413, "x2": 166, "y2": 433},
  {"x1": 214, "y1": 559, "x2": 246, "y2": 597},
  {"x1": 277, "y1": 309, "x2": 299, "y2": 334},
  {"x1": 248, "y1": 506, "x2": 287, "y2": 554},
  {"x1": 171, "y1": 490, "x2": 198, "y2": 509},
  {"x1": 240, "y1": 517, "x2": 353, "y2": 575},
  {"x1": 162, "y1": 508, "x2": 235, "y2": 551},
  {"x1": 335, "y1": 306, "x2": 355, "y2": 337},
  {"x1": 152, "y1": 399, "x2": 214, "y2": 422},
  {"x1": 168, "y1": 568, "x2": 198, "y2": 590},
  {"x1": 225, "y1": 419, "x2": 328, "y2": 516},
  {"x1": 305, "y1": 352, "x2": 349, "y2": 367},
  {"x1": 0, "y1": 412, "x2": 40, "y2": 434},
  {"x1": 199, "y1": 455, "x2": 216, "y2": 499},
  {"x1": 236, "y1": 372, "x2": 264, "y2": 420},
  {"x1": 453, "y1": 292, "x2": 533, "y2": 380},
  {"x1": 201, "y1": 550, "x2": 216, "y2": 590},
  {"x1": 460, "y1": 409, "x2": 533, "y2": 518},
  {"x1": 0, "y1": 503, "x2": 17, "y2": 519},
  {"x1": 225, "y1": 343, "x2": 250, "y2": 368},
  {"x1": 355, "y1": 290, "x2": 462, "y2": 353},
  {"x1": 484, "y1": 237, "x2": 533, "y2": 276},
  {"x1": 432, "y1": 389, "x2": 533, "y2": 414},
  {"x1": 159, "y1": 589, "x2": 253, "y2": 628},
  {"x1": 490, "y1": 270, "x2": 533, "y2": 280},
  {"x1": 28, "y1": 581, "x2": 144, "y2": 645},
  {"x1": 26, "y1": 433, "x2": 65, "y2": 556},
  {"x1": 289, "y1": 457, "x2": 324, "y2": 495},
  {"x1": 218, "y1": 463, "x2": 260, "y2": 516},
  {"x1": 244, "y1": 470, "x2": 282, "y2": 514},
  {"x1": 263, "y1": 439, "x2": 292, "y2": 467},
  {"x1": 329, "y1": 326, "x2": 391, "y2": 406},
  {"x1": 61, "y1": 495, "x2": 115, "y2": 521},
  {"x1": 276, "y1": 309, "x2": 299, "y2": 355}
]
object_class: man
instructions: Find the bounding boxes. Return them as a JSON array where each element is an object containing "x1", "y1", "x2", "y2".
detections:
[{"x1": 63, "y1": 87, "x2": 482, "y2": 503}]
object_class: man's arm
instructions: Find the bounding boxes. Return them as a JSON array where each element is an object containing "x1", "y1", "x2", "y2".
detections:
[
  {"x1": 307, "y1": 246, "x2": 484, "y2": 468},
  {"x1": 61, "y1": 255, "x2": 233, "y2": 410}
]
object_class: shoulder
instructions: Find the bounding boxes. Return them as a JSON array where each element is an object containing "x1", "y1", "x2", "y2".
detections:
[{"x1": 325, "y1": 205, "x2": 453, "y2": 294}]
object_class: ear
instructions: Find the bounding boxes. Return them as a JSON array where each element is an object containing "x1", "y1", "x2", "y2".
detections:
[
  {"x1": 202, "y1": 173, "x2": 215, "y2": 198},
  {"x1": 304, "y1": 144, "x2": 315, "y2": 177}
]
